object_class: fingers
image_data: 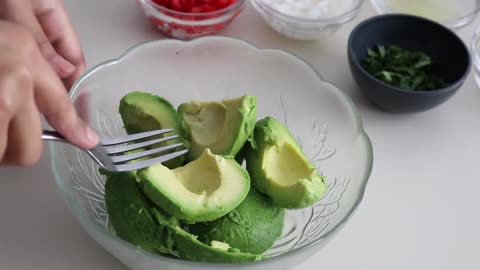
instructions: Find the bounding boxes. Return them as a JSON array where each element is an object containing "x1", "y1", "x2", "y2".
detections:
[
  {"x1": 0, "y1": 21, "x2": 97, "y2": 153},
  {"x1": 1, "y1": 20, "x2": 99, "y2": 150},
  {"x1": 0, "y1": 102, "x2": 10, "y2": 162},
  {"x1": 0, "y1": 65, "x2": 41, "y2": 166},
  {"x1": 28, "y1": 8, "x2": 77, "y2": 79},
  {"x1": 28, "y1": 45, "x2": 98, "y2": 150},
  {"x1": 0, "y1": 19, "x2": 96, "y2": 166},
  {"x1": 34, "y1": 0, "x2": 86, "y2": 89},
  {"x1": 3, "y1": 88, "x2": 43, "y2": 166},
  {"x1": 0, "y1": 0, "x2": 76, "y2": 80},
  {"x1": 75, "y1": 92, "x2": 91, "y2": 126}
]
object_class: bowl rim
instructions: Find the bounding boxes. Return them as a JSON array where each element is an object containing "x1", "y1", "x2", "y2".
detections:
[
  {"x1": 141, "y1": 0, "x2": 247, "y2": 17},
  {"x1": 348, "y1": 13, "x2": 472, "y2": 95},
  {"x1": 471, "y1": 24, "x2": 480, "y2": 70},
  {"x1": 50, "y1": 36, "x2": 374, "y2": 268},
  {"x1": 252, "y1": 0, "x2": 365, "y2": 24},
  {"x1": 369, "y1": 0, "x2": 480, "y2": 29}
]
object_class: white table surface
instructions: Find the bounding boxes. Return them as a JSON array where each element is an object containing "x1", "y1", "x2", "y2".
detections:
[{"x1": 1, "y1": 1, "x2": 480, "y2": 269}]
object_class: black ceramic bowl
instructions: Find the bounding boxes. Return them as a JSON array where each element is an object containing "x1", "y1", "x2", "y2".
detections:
[{"x1": 348, "y1": 14, "x2": 471, "y2": 113}]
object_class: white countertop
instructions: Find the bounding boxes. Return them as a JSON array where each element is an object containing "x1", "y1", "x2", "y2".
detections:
[{"x1": 1, "y1": 1, "x2": 480, "y2": 269}]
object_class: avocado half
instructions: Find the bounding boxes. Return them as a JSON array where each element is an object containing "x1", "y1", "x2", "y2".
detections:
[
  {"x1": 178, "y1": 95, "x2": 257, "y2": 161},
  {"x1": 139, "y1": 149, "x2": 250, "y2": 223},
  {"x1": 245, "y1": 117, "x2": 327, "y2": 209},
  {"x1": 119, "y1": 91, "x2": 187, "y2": 169},
  {"x1": 189, "y1": 188, "x2": 285, "y2": 254}
]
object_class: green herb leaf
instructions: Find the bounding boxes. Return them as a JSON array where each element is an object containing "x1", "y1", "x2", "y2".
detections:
[
  {"x1": 378, "y1": 45, "x2": 386, "y2": 59},
  {"x1": 414, "y1": 57, "x2": 432, "y2": 69},
  {"x1": 381, "y1": 71, "x2": 393, "y2": 82},
  {"x1": 367, "y1": 48, "x2": 378, "y2": 58},
  {"x1": 361, "y1": 44, "x2": 448, "y2": 91}
]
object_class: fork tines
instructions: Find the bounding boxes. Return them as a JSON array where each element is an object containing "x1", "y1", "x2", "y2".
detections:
[{"x1": 100, "y1": 128, "x2": 187, "y2": 170}]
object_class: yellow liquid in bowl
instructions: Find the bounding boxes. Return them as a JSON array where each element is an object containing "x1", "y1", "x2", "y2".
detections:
[{"x1": 382, "y1": 0, "x2": 476, "y2": 21}]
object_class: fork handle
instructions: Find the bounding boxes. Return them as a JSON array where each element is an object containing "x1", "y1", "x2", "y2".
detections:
[{"x1": 42, "y1": 130, "x2": 67, "y2": 143}]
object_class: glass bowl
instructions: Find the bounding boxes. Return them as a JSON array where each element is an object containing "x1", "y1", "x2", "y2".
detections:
[
  {"x1": 370, "y1": 0, "x2": 480, "y2": 30},
  {"x1": 135, "y1": 0, "x2": 246, "y2": 40},
  {"x1": 251, "y1": 0, "x2": 364, "y2": 41},
  {"x1": 472, "y1": 25, "x2": 480, "y2": 87},
  {"x1": 49, "y1": 36, "x2": 373, "y2": 270}
]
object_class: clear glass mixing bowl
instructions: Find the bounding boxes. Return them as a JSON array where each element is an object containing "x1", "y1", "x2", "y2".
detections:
[{"x1": 49, "y1": 36, "x2": 373, "y2": 270}]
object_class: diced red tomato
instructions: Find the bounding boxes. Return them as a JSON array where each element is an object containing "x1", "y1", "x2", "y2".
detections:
[
  {"x1": 204, "y1": 0, "x2": 234, "y2": 9},
  {"x1": 151, "y1": 0, "x2": 163, "y2": 5},
  {"x1": 171, "y1": 0, "x2": 184, "y2": 11},
  {"x1": 152, "y1": 0, "x2": 171, "y2": 8},
  {"x1": 191, "y1": 4, "x2": 217, "y2": 13},
  {"x1": 152, "y1": 0, "x2": 236, "y2": 12}
]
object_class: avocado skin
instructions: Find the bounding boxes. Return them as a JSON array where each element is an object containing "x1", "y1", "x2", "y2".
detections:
[
  {"x1": 153, "y1": 209, "x2": 263, "y2": 263},
  {"x1": 189, "y1": 188, "x2": 285, "y2": 254}
]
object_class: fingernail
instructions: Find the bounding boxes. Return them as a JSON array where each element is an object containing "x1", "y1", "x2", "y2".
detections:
[
  {"x1": 49, "y1": 54, "x2": 76, "y2": 78},
  {"x1": 85, "y1": 126, "x2": 99, "y2": 148}
]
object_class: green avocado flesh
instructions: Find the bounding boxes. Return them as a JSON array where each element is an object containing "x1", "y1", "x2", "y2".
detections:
[
  {"x1": 189, "y1": 188, "x2": 285, "y2": 254},
  {"x1": 103, "y1": 93, "x2": 331, "y2": 264},
  {"x1": 119, "y1": 92, "x2": 187, "y2": 169},
  {"x1": 139, "y1": 149, "x2": 250, "y2": 223},
  {"x1": 245, "y1": 117, "x2": 327, "y2": 209},
  {"x1": 178, "y1": 95, "x2": 257, "y2": 161},
  {"x1": 153, "y1": 209, "x2": 263, "y2": 263}
]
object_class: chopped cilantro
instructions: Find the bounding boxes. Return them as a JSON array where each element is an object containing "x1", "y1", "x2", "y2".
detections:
[{"x1": 362, "y1": 44, "x2": 448, "y2": 91}]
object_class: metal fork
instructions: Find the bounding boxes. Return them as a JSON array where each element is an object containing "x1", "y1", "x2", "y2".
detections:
[{"x1": 42, "y1": 129, "x2": 188, "y2": 172}]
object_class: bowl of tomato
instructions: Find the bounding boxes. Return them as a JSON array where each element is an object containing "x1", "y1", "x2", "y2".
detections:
[{"x1": 136, "y1": 0, "x2": 246, "y2": 39}]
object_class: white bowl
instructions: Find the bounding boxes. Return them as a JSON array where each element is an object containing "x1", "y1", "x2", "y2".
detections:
[{"x1": 252, "y1": 0, "x2": 364, "y2": 40}]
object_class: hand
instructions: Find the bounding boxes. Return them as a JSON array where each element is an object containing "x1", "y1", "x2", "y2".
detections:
[
  {"x1": 0, "y1": 21, "x2": 98, "y2": 166},
  {"x1": 0, "y1": 0, "x2": 85, "y2": 89}
]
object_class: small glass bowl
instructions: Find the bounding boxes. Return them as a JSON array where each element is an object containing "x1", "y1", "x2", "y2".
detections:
[
  {"x1": 471, "y1": 26, "x2": 480, "y2": 87},
  {"x1": 135, "y1": 0, "x2": 246, "y2": 40},
  {"x1": 251, "y1": 0, "x2": 364, "y2": 41},
  {"x1": 371, "y1": 0, "x2": 480, "y2": 30}
]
